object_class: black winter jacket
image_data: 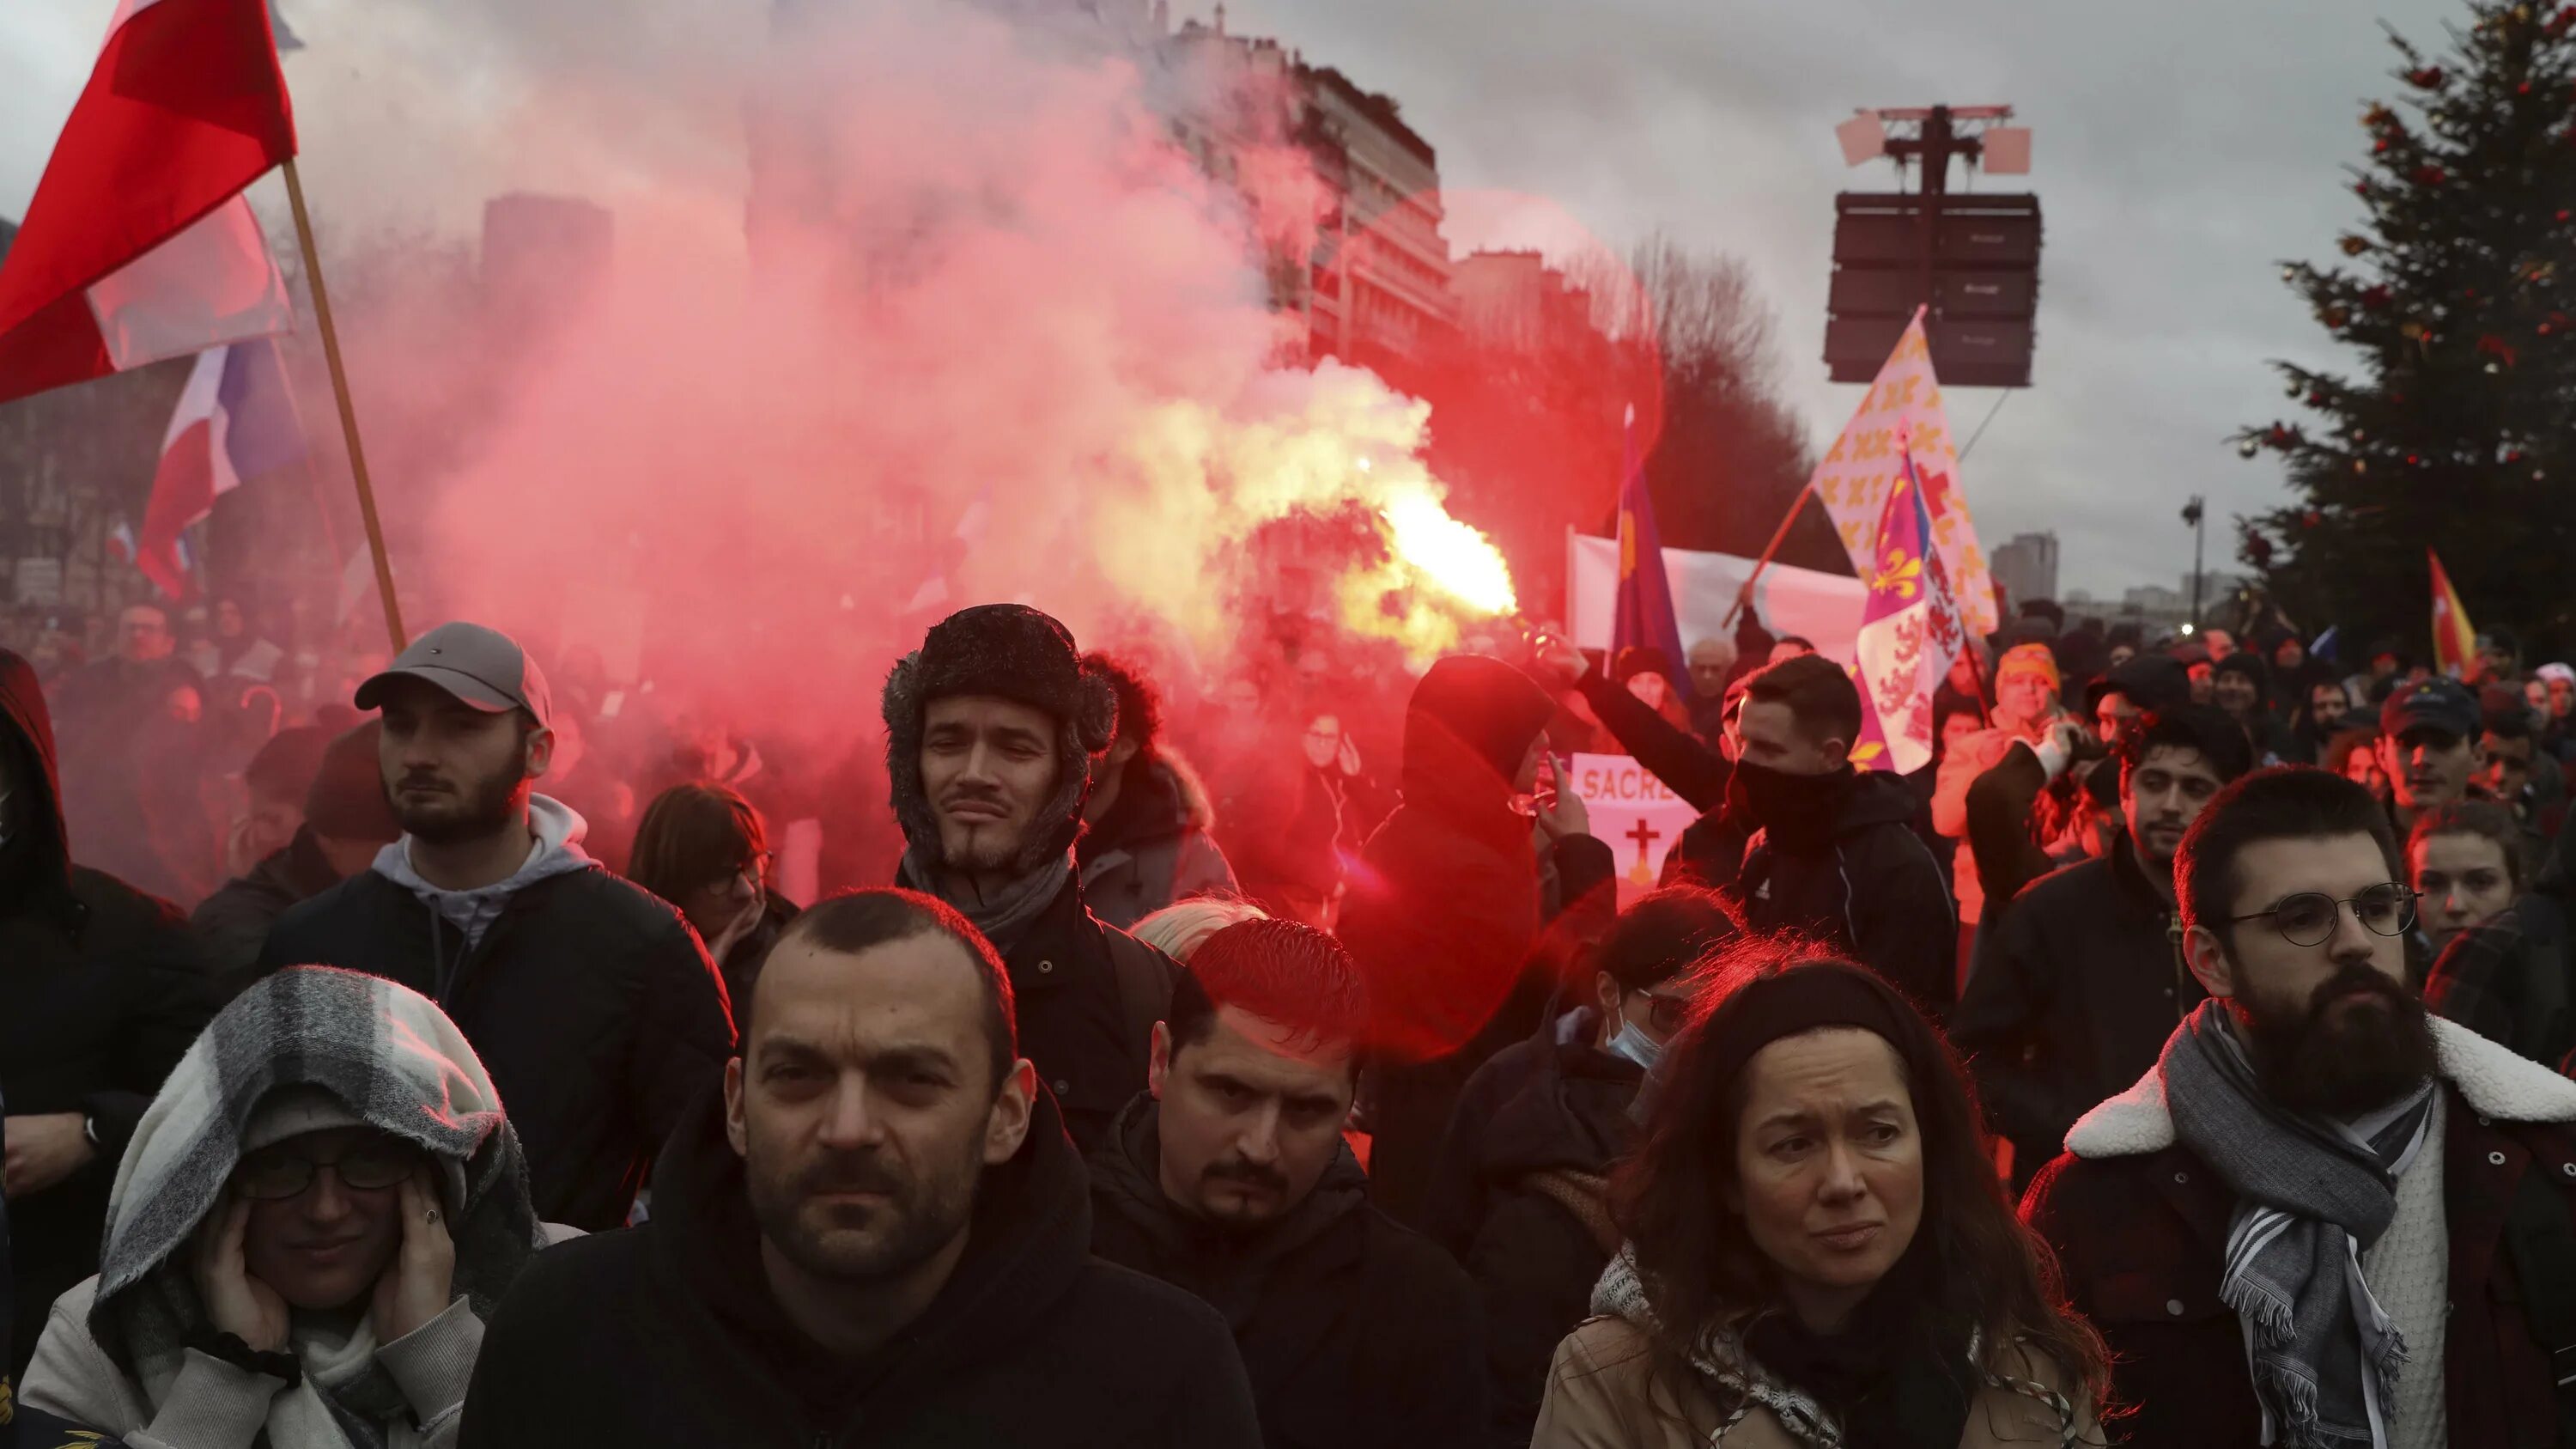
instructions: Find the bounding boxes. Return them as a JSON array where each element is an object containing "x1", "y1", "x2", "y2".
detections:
[
  {"x1": 1422, "y1": 1019, "x2": 1643, "y2": 1449},
  {"x1": 954, "y1": 875, "x2": 1178, "y2": 1155},
  {"x1": 0, "y1": 652, "x2": 216, "y2": 1379},
  {"x1": 1950, "y1": 833, "x2": 2202, "y2": 1191},
  {"x1": 1089, "y1": 1096, "x2": 1483, "y2": 1449},
  {"x1": 190, "y1": 825, "x2": 345, "y2": 993},
  {"x1": 459, "y1": 1086, "x2": 1262, "y2": 1449},
  {"x1": 1716, "y1": 769, "x2": 1957, "y2": 1020},
  {"x1": 253, "y1": 852, "x2": 735, "y2": 1230}
]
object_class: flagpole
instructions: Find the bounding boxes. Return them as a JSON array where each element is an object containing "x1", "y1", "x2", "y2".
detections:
[
  {"x1": 281, "y1": 158, "x2": 405, "y2": 652},
  {"x1": 1721, "y1": 485, "x2": 1816, "y2": 628}
]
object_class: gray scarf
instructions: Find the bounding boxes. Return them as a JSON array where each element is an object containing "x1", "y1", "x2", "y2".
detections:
[
  {"x1": 2161, "y1": 1002, "x2": 2436, "y2": 1449},
  {"x1": 896, "y1": 846, "x2": 1072, "y2": 955}
]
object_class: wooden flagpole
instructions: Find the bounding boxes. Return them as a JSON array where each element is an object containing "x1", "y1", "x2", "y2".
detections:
[
  {"x1": 280, "y1": 157, "x2": 406, "y2": 652},
  {"x1": 1720, "y1": 485, "x2": 1815, "y2": 629}
]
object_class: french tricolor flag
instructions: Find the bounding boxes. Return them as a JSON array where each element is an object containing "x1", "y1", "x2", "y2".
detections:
[
  {"x1": 0, "y1": 0, "x2": 298, "y2": 405},
  {"x1": 134, "y1": 339, "x2": 305, "y2": 598}
]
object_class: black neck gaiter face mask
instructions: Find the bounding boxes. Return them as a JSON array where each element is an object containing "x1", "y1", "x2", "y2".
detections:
[{"x1": 1735, "y1": 760, "x2": 1856, "y2": 846}]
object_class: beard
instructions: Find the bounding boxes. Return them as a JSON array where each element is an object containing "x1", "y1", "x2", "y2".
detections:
[
  {"x1": 392, "y1": 762, "x2": 526, "y2": 844},
  {"x1": 746, "y1": 1132, "x2": 983, "y2": 1285},
  {"x1": 2236, "y1": 963, "x2": 2438, "y2": 1118},
  {"x1": 936, "y1": 814, "x2": 1031, "y2": 874}
]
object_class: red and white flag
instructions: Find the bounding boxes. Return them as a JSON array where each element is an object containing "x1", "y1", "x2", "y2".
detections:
[{"x1": 0, "y1": 0, "x2": 299, "y2": 405}]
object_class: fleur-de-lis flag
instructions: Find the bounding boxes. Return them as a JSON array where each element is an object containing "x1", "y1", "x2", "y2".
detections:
[{"x1": 1849, "y1": 432, "x2": 1963, "y2": 775}]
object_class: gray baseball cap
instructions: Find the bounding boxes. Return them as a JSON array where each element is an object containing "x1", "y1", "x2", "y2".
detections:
[{"x1": 354, "y1": 622, "x2": 552, "y2": 726}]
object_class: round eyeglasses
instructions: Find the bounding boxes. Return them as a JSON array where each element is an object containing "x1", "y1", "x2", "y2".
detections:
[{"x1": 2228, "y1": 883, "x2": 2419, "y2": 948}]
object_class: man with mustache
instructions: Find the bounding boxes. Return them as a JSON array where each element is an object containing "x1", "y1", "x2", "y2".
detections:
[
  {"x1": 1955, "y1": 706, "x2": 2252, "y2": 1195},
  {"x1": 1088, "y1": 917, "x2": 1483, "y2": 1449},
  {"x1": 459, "y1": 889, "x2": 1262, "y2": 1448},
  {"x1": 257, "y1": 622, "x2": 736, "y2": 1232},
  {"x1": 2023, "y1": 767, "x2": 2576, "y2": 1449},
  {"x1": 881, "y1": 604, "x2": 1182, "y2": 1153}
]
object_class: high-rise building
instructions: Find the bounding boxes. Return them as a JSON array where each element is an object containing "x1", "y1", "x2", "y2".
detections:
[
  {"x1": 1990, "y1": 531, "x2": 2060, "y2": 609},
  {"x1": 1151, "y1": 14, "x2": 1458, "y2": 376}
]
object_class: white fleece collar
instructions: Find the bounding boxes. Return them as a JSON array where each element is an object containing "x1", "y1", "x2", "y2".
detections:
[{"x1": 2064, "y1": 1015, "x2": 2576, "y2": 1160}]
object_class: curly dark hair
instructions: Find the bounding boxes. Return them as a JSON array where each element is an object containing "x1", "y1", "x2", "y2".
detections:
[{"x1": 1609, "y1": 935, "x2": 2111, "y2": 1427}]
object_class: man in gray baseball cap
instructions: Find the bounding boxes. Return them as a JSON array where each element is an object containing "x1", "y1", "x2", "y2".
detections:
[
  {"x1": 353, "y1": 621, "x2": 554, "y2": 727},
  {"x1": 256, "y1": 620, "x2": 734, "y2": 1231}
]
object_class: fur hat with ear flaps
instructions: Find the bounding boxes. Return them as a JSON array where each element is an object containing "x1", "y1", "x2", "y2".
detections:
[{"x1": 883, "y1": 604, "x2": 1120, "y2": 877}]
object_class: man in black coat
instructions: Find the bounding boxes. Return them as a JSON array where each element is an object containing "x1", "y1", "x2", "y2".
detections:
[
  {"x1": 1671, "y1": 654, "x2": 1957, "y2": 1019},
  {"x1": 1338, "y1": 654, "x2": 1615, "y2": 1227},
  {"x1": 256, "y1": 622, "x2": 735, "y2": 1230},
  {"x1": 460, "y1": 890, "x2": 1261, "y2": 1449},
  {"x1": 1953, "y1": 706, "x2": 2252, "y2": 1192},
  {"x1": 1089, "y1": 916, "x2": 1481, "y2": 1449},
  {"x1": 884, "y1": 605, "x2": 1180, "y2": 1152},
  {"x1": 0, "y1": 649, "x2": 215, "y2": 1379}
]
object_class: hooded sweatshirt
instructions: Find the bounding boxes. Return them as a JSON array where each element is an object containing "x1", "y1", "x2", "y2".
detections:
[
  {"x1": 373, "y1": 795, "x2": 595, "y2": 962},
  {"x1": 456, "y1": 1084, "x2": 1264, "y2": 1449},
  {"x1": 1340, "y1": 656, "x2": 1615, "y2": 1225},
  {"x1": 1088, "y1": 1095, "x2": 1485, "y2": 1449},
  {"x1": 21, "y1": 966, "x2": 558, "y2": 1449}
]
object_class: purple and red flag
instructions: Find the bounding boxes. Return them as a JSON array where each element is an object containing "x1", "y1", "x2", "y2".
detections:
[{"x1": 1849, "y1": 431, "x2": 1963, "y2": 774}]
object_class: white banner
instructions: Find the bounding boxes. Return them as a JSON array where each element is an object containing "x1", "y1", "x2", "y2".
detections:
[
  {"x1": 1567, "y1": 752, "x2": 1701, "y2": 907},
  {"x1": 1566, "y1": 531, "x2": 1868, "y2": 667}
]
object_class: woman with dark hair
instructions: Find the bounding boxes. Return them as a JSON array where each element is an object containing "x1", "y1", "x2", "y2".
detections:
[
  {"x1": 628, "y1": 782, "x2": 799, "y2": 1011},
  {"x1": 1534, "y1": 939, "x2": 2106, "y2": 1447},
  {"x1": 2321, "y1": 727, "x2": 2390, "y2": 807}
]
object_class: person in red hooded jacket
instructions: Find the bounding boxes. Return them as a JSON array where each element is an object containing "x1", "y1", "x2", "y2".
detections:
[{"x1": 1338, "y1": 654, "x2": 1615, "y2": 1227}]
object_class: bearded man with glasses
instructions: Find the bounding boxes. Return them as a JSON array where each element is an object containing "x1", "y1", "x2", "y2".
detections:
[{"x1": 2023, "y1": 766, "x2": 2576, "y2": 1449}]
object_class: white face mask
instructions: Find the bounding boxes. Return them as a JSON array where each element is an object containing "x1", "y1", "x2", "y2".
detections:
[{"x1": 1604, "y1": 1017, "x2": 1664, "y2": 1071}]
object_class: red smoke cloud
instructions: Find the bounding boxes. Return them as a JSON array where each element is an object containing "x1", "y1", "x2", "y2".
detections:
[{"x1": 288, "y1": 0, "x2": 1522, "y2": 743}]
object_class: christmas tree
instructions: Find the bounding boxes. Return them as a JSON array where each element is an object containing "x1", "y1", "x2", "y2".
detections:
[{"x1": 2238, "y1": 0, "x2": 2576, "y2": 658}]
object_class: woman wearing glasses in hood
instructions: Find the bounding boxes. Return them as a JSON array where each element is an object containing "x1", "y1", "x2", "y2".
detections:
[{"x1": 20, "y1": 965, "x2": 569, "y2": 1449}]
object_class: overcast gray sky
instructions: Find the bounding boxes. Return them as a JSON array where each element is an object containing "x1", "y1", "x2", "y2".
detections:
[
  {"x1": 4, "y1": 0, "x2": 2465, "y2": 596},
  {"x1": 1219, "y1": 0, "x2": 2467, "y2": 597}
]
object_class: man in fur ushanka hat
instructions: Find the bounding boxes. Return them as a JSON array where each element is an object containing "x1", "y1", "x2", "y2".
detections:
[{"x1": 884, "y1": 605, "x2": 1182, "y2": 1151}]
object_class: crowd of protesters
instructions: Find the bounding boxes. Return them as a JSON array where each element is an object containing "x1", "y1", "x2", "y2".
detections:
[{"x1": 7, "y1": 582, "x2": 2576, "y2": 1449}]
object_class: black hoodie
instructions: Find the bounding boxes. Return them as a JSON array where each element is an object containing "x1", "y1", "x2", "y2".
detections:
[
  {"x1": 458, "y1": 1084, "x2": 1262, "y2": 1449},
  {"x1": 0, "y1": 650, "x2": 215, "y2": 1379},
  {"x1": 1339, "y1": 657, "x2": 1615, "y2": 1225},
  {"x1": 1421, "y1": 1017, "x2": 1643, "y2": 1449},
  {"x1": 1088, "y1": 1095, "x2": 1485, "y2": 1449}
]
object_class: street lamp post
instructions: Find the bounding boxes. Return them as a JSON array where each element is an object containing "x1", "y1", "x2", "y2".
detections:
[{"x1": 2182, "y1": 496, "x2": 2208, "y2": 631}]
